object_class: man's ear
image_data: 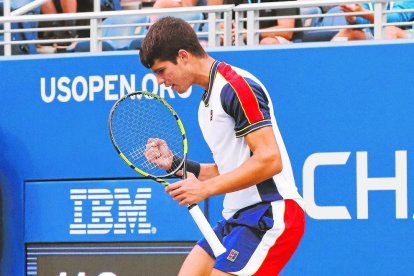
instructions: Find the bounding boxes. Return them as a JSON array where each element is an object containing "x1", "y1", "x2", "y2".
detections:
[{"x1": 177, "y1": 49, "x2": 189, "y2": 62}]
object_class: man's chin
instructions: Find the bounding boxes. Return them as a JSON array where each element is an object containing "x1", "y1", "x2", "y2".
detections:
[{"x1": 174, "y1": 86, "x2": 186, "y2": 94}]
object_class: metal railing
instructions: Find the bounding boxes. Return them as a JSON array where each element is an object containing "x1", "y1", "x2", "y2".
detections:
[
  {"x1": 1, "y1": 0, "x2": 414, "y2": 56},
  {"x1": 0, "y1": 2, "x2": 234, "y2": 55},
  {"x1": 233, "y1": 0, "x2": 414, "y2": 45}
]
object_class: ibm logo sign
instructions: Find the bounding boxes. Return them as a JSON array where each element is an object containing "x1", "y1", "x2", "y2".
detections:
[{"x1": 69, "y1": 188, "x2": 155, "y2": 235}]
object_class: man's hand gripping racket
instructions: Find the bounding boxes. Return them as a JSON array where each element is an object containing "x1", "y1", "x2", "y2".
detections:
[{"x1": 108, "y1": 91, "x2": 226, "y2": 257}]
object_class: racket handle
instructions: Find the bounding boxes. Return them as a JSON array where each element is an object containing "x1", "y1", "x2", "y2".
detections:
[{"x1": 188, "y1": 204, "x2": 227, "y2": 257}]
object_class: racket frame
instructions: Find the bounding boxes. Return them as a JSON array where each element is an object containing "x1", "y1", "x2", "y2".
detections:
[
  {"x1": 109, "y1": 91, "x2": 187, "y2": 182},
  {"x1": 108, "y1": 91, "x2": 226, "y2": 257}
]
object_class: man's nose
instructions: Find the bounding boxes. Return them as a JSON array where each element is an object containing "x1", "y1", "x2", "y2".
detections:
[{"x1": 156, "y1": 75, "x2": 164, "y2": 85}]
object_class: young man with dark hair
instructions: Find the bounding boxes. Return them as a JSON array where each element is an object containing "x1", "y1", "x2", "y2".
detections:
[{"x1": 140, "y1": 17, "x2": 305, "y2": 276}]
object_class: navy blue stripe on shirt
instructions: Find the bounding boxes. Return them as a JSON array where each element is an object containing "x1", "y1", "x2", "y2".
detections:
[
  {"x1": 257, "y1": 178, "x2": 282, "y2": 202},
  {"x1": 202, "y1": 60, "x2": 220, "y2": 106},
  {"x1": 235, "y1": 120, "x2": 272, "y2": 138},
  {"x1": 221, "y1": 77, "x2": 272, "y2": 137}
]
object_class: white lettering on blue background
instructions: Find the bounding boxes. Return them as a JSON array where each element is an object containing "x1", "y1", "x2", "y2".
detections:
[
  {"x1": 70, "y1": 188, "x2": 155, "y2": 235},
  {"x1": 40, "y1": 73, "x2": 191, "y2": 103},
  {"x1": 303, "y1": 151, "x2": 408, "y2": 220}
]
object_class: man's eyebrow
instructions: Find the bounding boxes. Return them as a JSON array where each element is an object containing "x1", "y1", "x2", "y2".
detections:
[{"x1": 152, "y1": 68, "x2": 162, "y2": 74}]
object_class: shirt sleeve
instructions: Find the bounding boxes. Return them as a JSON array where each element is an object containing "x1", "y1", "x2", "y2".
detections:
[
  {"x1": 386, "y1": 2, "x2": 414, "y2": 23},
  {"x1": 220, "y1": 77, "x2": 272, "y2": 138},
  {"x1": 355, "y1": 3, "x2": 372, "y2": 25},
  {"x1": 356, "y1": 2, "x2": 414, "y2": 25}
]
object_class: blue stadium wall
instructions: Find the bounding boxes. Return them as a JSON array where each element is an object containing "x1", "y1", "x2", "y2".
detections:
[{"x1": 0, "y1": 41, "x2": 413, "y2": 275}]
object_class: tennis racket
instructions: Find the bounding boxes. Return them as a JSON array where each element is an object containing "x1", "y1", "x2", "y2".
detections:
[{"x1": 108, "y1": 91, "x2": 226, "y2": 257}]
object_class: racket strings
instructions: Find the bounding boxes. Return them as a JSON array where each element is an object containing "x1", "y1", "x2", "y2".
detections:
[{"x1": 111, "y1": 93, "x2": 185, "y2": 177}]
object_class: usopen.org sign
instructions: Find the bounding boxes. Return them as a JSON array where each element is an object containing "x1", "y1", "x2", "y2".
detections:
[
  {"x1": 40, "y1": 73, "x2": 192, "y2": 103},
  {"x1": 69, "y1": 188, "x2": 156, "y2": 235}
]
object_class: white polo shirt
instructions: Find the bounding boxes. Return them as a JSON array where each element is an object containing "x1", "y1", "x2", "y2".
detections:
[{"x1": 198, "y1": 61, "x2": 303, "y2": 219}]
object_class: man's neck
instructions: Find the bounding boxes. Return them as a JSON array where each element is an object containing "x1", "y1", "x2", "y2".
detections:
[{"x1": 192, "y1": 55, "x2": 216, "y2": 90}]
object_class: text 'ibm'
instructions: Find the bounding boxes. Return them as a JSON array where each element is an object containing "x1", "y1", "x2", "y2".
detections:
[{"x1": 69, "y1": 188, "x2": 154, "y2": 235}]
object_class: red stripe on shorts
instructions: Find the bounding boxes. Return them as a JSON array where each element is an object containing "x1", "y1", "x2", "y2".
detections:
[{"x1": 253, "y1": 200, "x2": 305, "y2": 276}]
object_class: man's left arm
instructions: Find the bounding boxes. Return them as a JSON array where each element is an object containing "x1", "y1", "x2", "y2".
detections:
[
  {"x1": 204, "y1": 125, "x2": 282, "y2": 195},
  {"x1": 165, "y1": 126, "x2": 282, "y2": 205}
]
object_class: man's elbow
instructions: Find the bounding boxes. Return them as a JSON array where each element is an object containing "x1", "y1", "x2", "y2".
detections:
[
  {"x1": 263, "y1": 152, "x2": 283, "y2": 175},
  {"x1": 272, "y1": 157, "x2": 283, "y2": 175}
]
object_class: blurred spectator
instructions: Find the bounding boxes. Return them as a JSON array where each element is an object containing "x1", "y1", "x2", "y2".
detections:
[
  {"x1": 40, "y1": 0, "x2": 78, "y2": 46},
  {"x1": 150, "y1": 0, "x2": 207, "y2": 22},
  {"x1": 213, "y1": 0, "x2": 302, "y2": 45},
  {"x1": 332, "y1": 2, "x2": 414, "y2": 40},
  {"x1": 76, "y1": 1, "x2": 122, "y2": 39},
  {"x1": 42, "y1": 0, "x2": 77, "y2": 14},
  {"x1": 149, "y1": 0, "x2": 207, "y2": 46},
  {"x1": 153, "y1": 0, "x2": 206, "y2": 9},
  {"x1": 251, "y1": 0, "x2": 302, "y2": 44},
  {"x1": 385, "y1": 25, "x2": 414, "y2": 39}
]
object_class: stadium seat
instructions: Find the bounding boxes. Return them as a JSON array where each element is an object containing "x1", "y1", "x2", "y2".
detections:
[
  {"x1": 0, "y1": 0, "x2": 41, "y2": 12},
  {"x1": 128, "y1": 36, "x2": 144, "y2": 51},
  {"x1": 0, "y1": 32, "x2": 35, "y2": 55},
  {"x1": 301, "y1": 6, "x2": 348, "y2": 42},
  {"x1": 0, "y1": 0, "x2": 40, "y2": 54},
  {"x1": 321, "y1": 6, "x2": 348, "y2": 27},
  {"x1": 300, "y1": 6, "x2": 323, "y2": 29},
  {"x1": 74, "y1": 15, "x2": 150, "y2": 52},
  {"x1": 197, "y1": 17, "x2": 209, "y2": 43}
]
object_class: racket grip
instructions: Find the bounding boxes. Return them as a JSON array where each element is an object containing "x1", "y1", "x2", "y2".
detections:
[{"x1": 188, "y1": 204, "x2": 227, "y2": 257}]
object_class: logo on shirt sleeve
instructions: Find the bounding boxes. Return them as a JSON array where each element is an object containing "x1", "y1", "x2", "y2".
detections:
[{"x1": 210, "y1": 109, "x2": 214, "y2": 121}]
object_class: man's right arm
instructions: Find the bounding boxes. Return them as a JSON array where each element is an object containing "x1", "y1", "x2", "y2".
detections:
[{"x1": 198, "y1": 163, "x2": 220, "y2": 181}]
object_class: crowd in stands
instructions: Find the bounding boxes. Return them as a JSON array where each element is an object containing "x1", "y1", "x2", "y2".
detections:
[
  {"x1": 1, "y1": 0, "x2": 414, "y2": 55},
  {"x1": 333, "y1": 2, "x2": 414, "y2": 40}
]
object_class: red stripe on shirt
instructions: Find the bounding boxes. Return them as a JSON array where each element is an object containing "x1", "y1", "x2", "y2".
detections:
[{"x1": 217, "y1": 63, "x2": 264, "y2": 124}]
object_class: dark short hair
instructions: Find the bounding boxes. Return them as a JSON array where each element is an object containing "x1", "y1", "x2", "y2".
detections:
[{"x1": 140, "y1": 16, "x2": 207, "y2": 68}]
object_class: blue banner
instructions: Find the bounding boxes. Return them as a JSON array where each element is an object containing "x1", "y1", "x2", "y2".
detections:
[
  {"x1": 1, "y1": 42, "x2": 414, "y2": 275},
  {"x1": 25, "y1": 179, "x2": 205, "y2": 242}
]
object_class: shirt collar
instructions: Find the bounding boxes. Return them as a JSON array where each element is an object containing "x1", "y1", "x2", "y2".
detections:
[{"x1": 202, "y1": 60, "x2": 221, "y2": 107}]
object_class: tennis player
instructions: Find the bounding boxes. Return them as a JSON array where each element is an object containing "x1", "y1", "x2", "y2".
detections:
[{"x1": 139, "y1": 17, "x2": 305, "y2": 276}]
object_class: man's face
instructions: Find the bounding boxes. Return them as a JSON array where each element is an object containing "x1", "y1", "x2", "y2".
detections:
[{"x1": 151, "y1": 57, "x2": 191, "y2": 94}]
